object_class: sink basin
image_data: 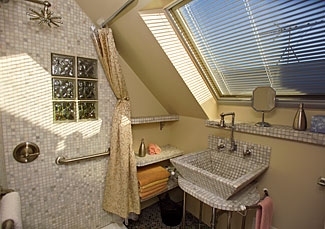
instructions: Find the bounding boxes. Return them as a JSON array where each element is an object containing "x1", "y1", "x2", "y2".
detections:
[{"x1": 171, "y1": 149, "x2": 270, "y2": 199}]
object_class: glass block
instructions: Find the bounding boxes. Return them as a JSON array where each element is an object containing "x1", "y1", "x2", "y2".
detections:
[
  {"x1": 79, "y1": 102, "x2": 97, "y2": 120},
  {"x1": 78, "y1": 80, "x2": 97, "y2": 100},
  {"x1": 53, "y1": 102, "x2": 76, "y2": 121},
  {"x1": 52, "y1": 78, "x2": 75, "y2": 99},
  {"x1": 77, "y1": 57, "x2": 97, "y2": 79},
  {"x1": 51, "y1": 53, "x2": 75, "y2": 77}
]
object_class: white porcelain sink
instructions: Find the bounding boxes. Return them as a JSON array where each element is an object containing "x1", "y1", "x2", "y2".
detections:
[{"x1": 171, "y1": 148, "x2": 270, "y2": 199}]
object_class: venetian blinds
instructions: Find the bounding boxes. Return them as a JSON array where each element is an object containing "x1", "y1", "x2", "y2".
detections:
[{"x1": 172, "y1": 0, "x2": 325, "y2": 97}]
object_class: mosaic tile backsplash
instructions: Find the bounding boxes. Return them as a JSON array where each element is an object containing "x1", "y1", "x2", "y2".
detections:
[{"x1": 0, "y1": 0, "x2": 117, "y2": 228}]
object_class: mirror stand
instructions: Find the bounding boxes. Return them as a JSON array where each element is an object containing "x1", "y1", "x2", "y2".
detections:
[
  {"x1": 255, "y1": 111, "x2": 271, "y2": 127},
  {"x1": 252, "y1": 86, "x2": 276, "y2": 127}
]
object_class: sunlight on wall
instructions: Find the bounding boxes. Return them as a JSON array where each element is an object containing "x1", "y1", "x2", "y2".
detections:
[
  {"x1": 140, "y1": 10, "x2": 213, "y2": 105},
  {"x1": 0, "y1": 53, "x2": 102, "y2": 142}
]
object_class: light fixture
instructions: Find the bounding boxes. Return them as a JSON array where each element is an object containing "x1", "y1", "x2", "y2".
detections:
[{"x1": 25, "y1": 0, "x2": 63, "y2": 27}]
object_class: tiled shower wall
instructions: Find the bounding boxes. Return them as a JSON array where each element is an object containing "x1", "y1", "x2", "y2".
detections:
[{"x1": 0, "y1": 0, "x2": 117, "y2": 228}]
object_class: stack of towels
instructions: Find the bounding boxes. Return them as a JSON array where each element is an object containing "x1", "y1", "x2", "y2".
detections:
[{"x1": 137, "y1": 164, "x2": 170, "y2": 200}]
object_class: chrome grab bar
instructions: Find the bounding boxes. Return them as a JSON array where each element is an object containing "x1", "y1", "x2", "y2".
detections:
[{"x1": 55, "y1": 149, "x2": 110, "y2": 165}]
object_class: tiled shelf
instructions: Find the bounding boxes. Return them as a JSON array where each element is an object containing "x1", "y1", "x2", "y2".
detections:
[
  {"x1": 206, "y1": 120, "x2": 325, "y2": 146},
  {"x1": 136, "y1": 145, "x2": 183, "y2": 203},
  {"x1": 136, "y1": 145, "x2": 183, "y2": 167},
  {"x1": 131, "y1": 115, "x2": 179, "y2": 125}
]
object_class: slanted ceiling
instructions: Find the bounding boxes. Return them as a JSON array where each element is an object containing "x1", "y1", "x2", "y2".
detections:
[{"x1": 74, "y1": 0, "x2": 209, "y2": 119}]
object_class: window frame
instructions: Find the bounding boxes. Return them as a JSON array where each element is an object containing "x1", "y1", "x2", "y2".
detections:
[{"x1": 163, "y1": 0, "x2": 325, "y2": 108}]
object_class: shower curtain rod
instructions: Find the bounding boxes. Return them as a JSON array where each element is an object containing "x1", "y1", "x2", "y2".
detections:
[{"x1": 100, "y1": 0, "x2": 135, "y2": 28}]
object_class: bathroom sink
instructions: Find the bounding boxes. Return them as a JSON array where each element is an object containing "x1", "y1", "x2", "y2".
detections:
[{"x1": 171, "y1": 149, "x2": 269, "y2": 199}]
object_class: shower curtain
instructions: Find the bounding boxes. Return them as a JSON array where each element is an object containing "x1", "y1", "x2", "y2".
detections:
[{"x1": 92, "y1": 28, "x2": 140, "y2": 218}]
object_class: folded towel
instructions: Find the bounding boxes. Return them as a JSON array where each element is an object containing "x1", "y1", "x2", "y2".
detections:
[
  {"x1": 137, "y1": 165, "x2": 170, "y2": 187},
  {"x1": 0, "y1": 192, "x2": 23, "y2": 229},
  {"x1": 139, "y1": 181, "x2": 168, "y2": 193},
  {"x1": 148, "y1": 143, "x2": 161, "y2": 155},
  {"x1": 139, "y1": 178, "x2": 169, "y2": 190},
  {"x1": 255, "y1": 196, "x2": 273, "y2": 229},
  {"x1": 139, "y1": 186, "x2": 168, "y2": 200}
]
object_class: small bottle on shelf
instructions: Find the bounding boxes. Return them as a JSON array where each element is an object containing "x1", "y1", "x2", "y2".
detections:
[
  {"x1": 138, "y1": 138, "x2": 146, "y2": 157},
  {"x1": 293, "y1": 103, "x2": 307, "y2": 131}
]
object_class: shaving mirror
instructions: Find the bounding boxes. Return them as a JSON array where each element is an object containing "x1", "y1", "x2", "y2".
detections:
[{"x1": 252, "y1": 86, "x2": 276, "y2": 127}]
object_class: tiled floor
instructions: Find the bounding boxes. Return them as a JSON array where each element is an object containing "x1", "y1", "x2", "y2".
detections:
[{"x1": 126, "y1": 202, "x2": 210, "y2": 229}]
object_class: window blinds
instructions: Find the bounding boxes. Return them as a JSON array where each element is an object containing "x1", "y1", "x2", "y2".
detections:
[{"x1": 174, "y1": 0, "x2": 325, "y2": 96}]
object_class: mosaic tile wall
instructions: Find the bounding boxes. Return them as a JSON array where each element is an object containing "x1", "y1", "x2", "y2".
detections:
[{"x1": 0, "y1": 0, "x2": 117, "y2": 228}]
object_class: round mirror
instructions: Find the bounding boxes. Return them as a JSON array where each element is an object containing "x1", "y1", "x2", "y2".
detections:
[{"x1": 252, "y1": 86, "x2": 276, "y2": 127}]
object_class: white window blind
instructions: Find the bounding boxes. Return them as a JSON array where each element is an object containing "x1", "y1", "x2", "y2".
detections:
[{"x1": 172, "y1": 0, "x2": 325, "y2": 97}]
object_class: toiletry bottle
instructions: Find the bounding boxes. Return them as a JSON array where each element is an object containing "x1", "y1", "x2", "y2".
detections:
[
  {"x1": 138, "y1": 138, "x2": 146, "y2": 157},
  {"x1": 293, "y1": 103, "x2": 307, "y2": 131}
]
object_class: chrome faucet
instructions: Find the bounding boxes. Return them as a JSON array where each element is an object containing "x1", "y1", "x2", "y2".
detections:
[{"x1": 220, "y1": 112, "x2": 237, "y2": 152}]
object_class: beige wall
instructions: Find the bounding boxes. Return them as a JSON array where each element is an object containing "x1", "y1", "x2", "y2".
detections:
[
  {"x1": 130, "y1": 102, "x2": 325, "y2": 229},
  {"x1": 130, "y1": 113, "x2": 325, "y2": 229}
]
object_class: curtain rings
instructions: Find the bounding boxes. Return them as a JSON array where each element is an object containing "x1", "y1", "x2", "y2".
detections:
[{"x1": 118, "y1": 97, "x2": 129, "y2": 101}]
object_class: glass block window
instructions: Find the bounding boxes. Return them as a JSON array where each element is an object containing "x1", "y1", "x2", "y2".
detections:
[
  {"x1": 53, "y1": 102, "x2": 76, "y2": 121},
  {"x1": 51, "y1": 53, "x2": 75, "y2": 77},
  {"x1": 77, "y1": 57, "x2": 98, "y2": 79},
  {"x1": 51, "y1": 53, "x2": 98, "y2": 122}
]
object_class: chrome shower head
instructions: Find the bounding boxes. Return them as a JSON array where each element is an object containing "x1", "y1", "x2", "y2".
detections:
[{"x1": 25, "y1": 0, "x2": 63, "y2": 27}]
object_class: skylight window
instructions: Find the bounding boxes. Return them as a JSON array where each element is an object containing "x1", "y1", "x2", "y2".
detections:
[{"x1": 169, "y1": 0, "x2": 325, "y2": 98}]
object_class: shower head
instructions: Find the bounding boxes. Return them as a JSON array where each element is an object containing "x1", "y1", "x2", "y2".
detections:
[{"x1": 25, "y1": 0, "x2": 63, "y2": 27}]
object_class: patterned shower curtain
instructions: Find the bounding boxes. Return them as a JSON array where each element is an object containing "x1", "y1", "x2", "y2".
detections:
[{"x1": 92, "y1": 28, "x2": 140, "y2": 218}]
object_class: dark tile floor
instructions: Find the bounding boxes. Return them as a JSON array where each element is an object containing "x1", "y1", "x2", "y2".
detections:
[{"x1": 126, "y1": 202, "x2": 210, "y2": 229}]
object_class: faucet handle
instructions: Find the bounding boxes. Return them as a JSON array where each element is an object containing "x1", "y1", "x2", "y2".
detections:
[
  {"x1": 243, "y1": 145, "x2": 252, "y2": 156},
  {"x1": 217, "y1": 138, "x2": 225, "y2": 149},
  {"x1": 220, "y1": 119, "x2": 226, "y2": 127}
]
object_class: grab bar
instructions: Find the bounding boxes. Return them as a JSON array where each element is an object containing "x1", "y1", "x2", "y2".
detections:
[{"x1": 55, "y1": 149, "x2": 110, "y2": 165}]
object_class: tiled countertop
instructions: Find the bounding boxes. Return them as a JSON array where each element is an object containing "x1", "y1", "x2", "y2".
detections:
[{"x1": 136, "y1": 145, "x2": 183, "y2": 167}]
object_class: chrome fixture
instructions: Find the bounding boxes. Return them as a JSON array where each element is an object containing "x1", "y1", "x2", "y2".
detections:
[
  {"x1": 242, "y1": 145, "x2": 252, "y2": 157},
  {"x1": 217, "y1": 138, "x2": 225, "y2": 150},
  {"x1": 13, "y1": 141, "x2": 40, "y2": 163},
  {"x1": 25, "y1": 0, "x2": 62, "y2": 27},
  {"x1": 220, "y1": 112, "x2": 237, "y2": 152},
  {"x1": 55, "y1": 149, "x2": 110, "y2": 165}
]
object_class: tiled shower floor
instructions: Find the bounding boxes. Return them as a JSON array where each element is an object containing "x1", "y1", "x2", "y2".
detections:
[{"x1": 126, "y1": 202, "x2": 210, "y2": 229}]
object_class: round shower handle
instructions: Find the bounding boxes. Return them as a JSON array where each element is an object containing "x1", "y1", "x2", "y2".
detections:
[{"x1": 13, "y1": 142, "x2": 40, "y2": 163}]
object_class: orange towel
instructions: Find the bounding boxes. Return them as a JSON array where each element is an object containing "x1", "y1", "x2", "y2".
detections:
[
  {"x1": 255, "y1": 196, "x2": 273, "y2": 229},
  {"x1": 139, "y1": 185, "x2": 168, "y2": 199},
  {"x1": 137, "y1": 165, "x2": 170, "y2": 186},
  {"x1": 139, "y1": 178, "x2": 169, "y2": 190},
  {"x1": 139, "y1": 181, "x2": 168, "y2": 192},
  {"x1": 148, "y1": 143, "x2": 161, "y2": 155}
]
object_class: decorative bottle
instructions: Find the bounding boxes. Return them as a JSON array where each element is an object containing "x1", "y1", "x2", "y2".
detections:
[
  {"x1": 293, "y1": 103, "x2": 307, "y2": 131},
  {"x1": 138, "y1": 138, "x2": 146, "y2": 157}
]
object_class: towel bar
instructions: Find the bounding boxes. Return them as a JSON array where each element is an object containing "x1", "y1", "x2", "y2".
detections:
[
  {"x1": 239, "y1": 188, "x2": 269, "y2": 211},
  {"x1": 55, "y1": 149, "x2": 110, "y2": 165},
  {"x1": 239, "y1": 188, "x2": 270, "y2": 229}
]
